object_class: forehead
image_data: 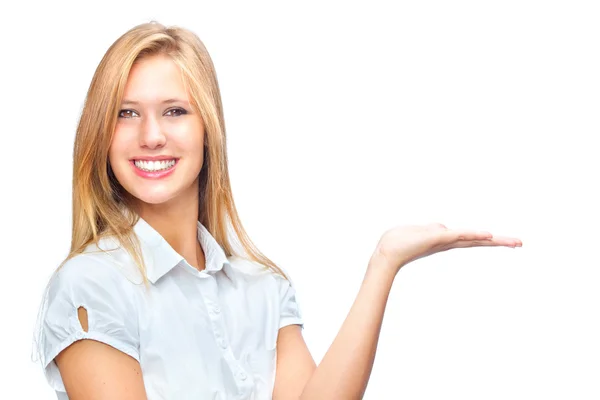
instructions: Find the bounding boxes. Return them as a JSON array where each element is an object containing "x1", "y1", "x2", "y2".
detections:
[{"x1": 122, "y1": 54, "x2": 189, "y2": 104}]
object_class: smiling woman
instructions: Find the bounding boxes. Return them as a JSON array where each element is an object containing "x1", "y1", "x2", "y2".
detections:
[
  {"x1": 32, "y1": 20, "x2": 521, "y2": 400},
  {"x1": 109, "y1": 55, "x2": 204, "y2": 206},
  {"x1": 31, "y1": 21, "x2": 308, "y2": 400}
]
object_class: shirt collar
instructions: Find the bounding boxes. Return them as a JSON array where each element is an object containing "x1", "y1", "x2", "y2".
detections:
[{"x1": 132, "y1": 217, "x2": 231, "y2": 284}]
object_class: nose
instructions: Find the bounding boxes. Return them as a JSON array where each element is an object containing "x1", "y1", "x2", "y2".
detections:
[{"x1": 139, "y1": 113, "x2": 166, "y2": 149}]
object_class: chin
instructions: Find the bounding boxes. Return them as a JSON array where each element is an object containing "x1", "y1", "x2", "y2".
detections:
[{"x1": 137, "y1": 190, "x2": 181, "y2": 206}]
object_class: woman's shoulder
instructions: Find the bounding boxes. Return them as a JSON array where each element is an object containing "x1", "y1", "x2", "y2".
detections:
[
  {"x1": 226, "y1": 255, "x2": 293, "y2": 288},
  {"x1": 32, "y1": 241, "x2": 142, "y2": 372},
  {"x1": 226, "y1": 257, "x2": 304, "y2": 329},
  {"x1": 50, "y1": 240, "x2": 144, "y2": 293},
  {"x1": 227, "y1": 255, "x2": 271, "y2": 274},
  {"x1": 54, "y1": 254, "x2": 128, "y2": 285},
  {"x1": 226, "y1": 255, "x2": 281, "y2": 279}
]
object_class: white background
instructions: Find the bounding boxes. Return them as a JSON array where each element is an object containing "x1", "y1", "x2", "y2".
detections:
[{"x1": 1, "y1": 0, "x2": 599, "y2": 398}]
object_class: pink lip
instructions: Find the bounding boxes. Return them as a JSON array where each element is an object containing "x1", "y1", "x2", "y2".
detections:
[{"x1": 130, "y1": 159, "x2": 178, "y2": 179}]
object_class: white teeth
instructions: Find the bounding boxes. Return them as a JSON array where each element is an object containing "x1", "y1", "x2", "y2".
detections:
[{"x1": 134, "y1": 159, "x2": 176, "y2": 172}]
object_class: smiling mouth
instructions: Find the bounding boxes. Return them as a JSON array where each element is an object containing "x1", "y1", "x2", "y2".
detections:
[{"x1": 133, "y1": 159, "x2": 177, "y2": 172}]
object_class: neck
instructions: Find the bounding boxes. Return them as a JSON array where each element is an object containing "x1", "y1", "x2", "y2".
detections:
[{"x1": 132, "y1": 188, "x2": 206, "y2": 271}]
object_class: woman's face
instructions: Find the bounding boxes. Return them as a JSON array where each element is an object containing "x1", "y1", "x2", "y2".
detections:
[{"x1": 109, "y1": 54, "x2": 205, "y2": 209}]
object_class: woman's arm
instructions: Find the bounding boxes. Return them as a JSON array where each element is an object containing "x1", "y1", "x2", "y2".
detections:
[
  {"x1": 274, "y1": 223, "x2": 521, "y2": 399},
  {"x1": 39, "y1": 257, "x2": 148, "y2": 399},
  {"x1": 273, "y1": 254, "x2": 395, "y2": 400},
  {"x1": 299, "y1": 255, "x2": 394, "y2": 399},
  {"x1": 53, "y1": 307, "x2": 147, "y2": 400},
  {"x1": 56, "y1": 338, "x2": 148, "y2": 400}
]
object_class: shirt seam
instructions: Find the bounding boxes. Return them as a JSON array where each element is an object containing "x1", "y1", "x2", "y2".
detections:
[{"x1": 44, "y1": 330, "x2": 141, "y2": 390}]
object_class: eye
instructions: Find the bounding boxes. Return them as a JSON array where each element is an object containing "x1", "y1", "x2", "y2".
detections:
[
  {"x1": 118, "y1": 109, "x2": 138, "y2": 119},
  {"x1": 166, "y1": 108, "x2": 187, "y2": 117}
]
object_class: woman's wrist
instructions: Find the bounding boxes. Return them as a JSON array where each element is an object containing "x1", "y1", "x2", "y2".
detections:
[{"x1": 365, "y1": 249, "x2": 400, "y2": 286}]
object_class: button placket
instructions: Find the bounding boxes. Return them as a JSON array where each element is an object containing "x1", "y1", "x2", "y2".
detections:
[
  {"x1": 200, "y1": 272, "x2": 253, "y2": 395},
  {"x1": 201, "y1": 276, "x2": 229, "y2": 350}
]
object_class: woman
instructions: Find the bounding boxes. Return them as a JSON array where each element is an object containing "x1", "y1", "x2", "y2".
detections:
[{"x1": 33, "y1": 21, "x2": 522, "y2": 399}]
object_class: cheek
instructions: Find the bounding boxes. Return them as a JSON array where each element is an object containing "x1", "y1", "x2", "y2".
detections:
[
  {"x1": 108, "y1": 129, "x2": 129, "y2": 161},
  {"x1": 108, "y1": 130, "x2": 131, "y2": 178},
  {"x1": 108, "y1": 145, "x2": 117, "y2": 165},
  {"x1": 173, "y1": 125, "x2": 205, "y2": 154}
]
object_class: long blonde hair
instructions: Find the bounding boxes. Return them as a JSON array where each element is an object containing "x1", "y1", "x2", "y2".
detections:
[{"x1": 66, "y1": 21, "x2": 287, "y2": 285}]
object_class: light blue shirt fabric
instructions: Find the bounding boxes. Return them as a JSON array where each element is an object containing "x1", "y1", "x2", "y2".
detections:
[{"x1": 35, "y1": 217, "x2": 303, "y2": 399}]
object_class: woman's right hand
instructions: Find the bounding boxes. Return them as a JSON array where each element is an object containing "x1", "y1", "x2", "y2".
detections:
[{"x1": 369, "y1": 223, "x2": 522, "y2": 276}]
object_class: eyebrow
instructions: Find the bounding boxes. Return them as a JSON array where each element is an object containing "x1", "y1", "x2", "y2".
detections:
[{"x1": 120, "y1": 98, "x2": 189, "y2": 106}]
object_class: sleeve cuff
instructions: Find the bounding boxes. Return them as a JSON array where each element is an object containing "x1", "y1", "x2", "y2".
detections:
[
  {"x1": 279, "y1": 317, "x2": 304, "y2": 330},
  {"x1": 43, "y1": 329, "x2": 140, "y2": 392}
]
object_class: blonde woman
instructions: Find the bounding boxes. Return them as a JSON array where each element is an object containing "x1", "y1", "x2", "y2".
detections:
[{"x1": 32, "y1": 21, "x2": 522, "y2": 400}]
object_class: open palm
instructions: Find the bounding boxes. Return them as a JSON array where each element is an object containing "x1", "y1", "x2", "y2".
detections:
[{"x1": 372, "y1": 223, "x2": 522, "y2": 275}]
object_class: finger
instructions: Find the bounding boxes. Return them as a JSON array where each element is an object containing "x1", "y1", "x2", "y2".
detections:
[
  {"x1": 452, "y1": 238, "x2": 521, "y2": 248},
  {"x1": 489, "y1": 235, "x2": 523, "y2": 246},
  {"x1": 444, "y1": 229, "x2": 494, "y2": 243}
]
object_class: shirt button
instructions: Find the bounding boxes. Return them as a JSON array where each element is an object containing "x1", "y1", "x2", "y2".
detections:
[
  {"x1": 213, "y1": 305, "x2": 221, "y2": 314},
  {"x1": 239, "y1": 371, "x2": 247, "y2": 381},
  {"x1": 75, "y1": 331, "x2": 84, "y2": 339},
  {"x1": 219, "y1": 338, "x2": 227, "y2": 349}
]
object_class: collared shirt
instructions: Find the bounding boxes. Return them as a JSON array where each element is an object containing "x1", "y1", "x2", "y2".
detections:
[{"x1": 35, "y1": 217, "x2": 304, "y2": 399}]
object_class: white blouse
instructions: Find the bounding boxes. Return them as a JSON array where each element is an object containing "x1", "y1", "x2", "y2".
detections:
[{"x1": 34, "y1": 217, "x2": 304, "y2": 399}]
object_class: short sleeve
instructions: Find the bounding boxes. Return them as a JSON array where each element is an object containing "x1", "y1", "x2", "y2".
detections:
[
  {"x1": 274, "y1": 269, "x2": 304, "y2": 330},
  {"x1": 35, "y1": 255, "x2": 140, "y2": 392}
]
